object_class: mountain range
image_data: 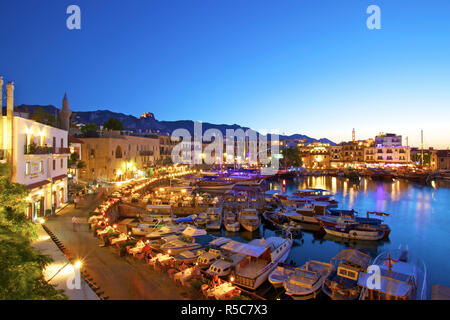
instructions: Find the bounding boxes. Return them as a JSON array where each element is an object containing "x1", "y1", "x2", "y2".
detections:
[{"x1": 15, "y1": 104, "x2": 335, "y2": 145}]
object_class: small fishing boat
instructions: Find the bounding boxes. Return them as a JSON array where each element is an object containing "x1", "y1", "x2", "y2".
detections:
[
  {"x1": 358, "y1": 245, "x2": 427, "y2": 300},
  {"x1": 323, "y1": 223, "x2": 385, "y2": 241},
  {"x1": 194, "y1": 212, "x2": 208, "y2": 227},
  {"x1": 161, "y1": 226, "x2": 214, "y2": 255},
  {"x1": 131, "y1": 219, "x2": 163, "y2": 236},
  {"x1": 145, "y1": 225, "x2": 186, "y2": 240},
  {"x1": 284, "y1": 260, "x2": 334, "y2": 300},
  {"x1": 263, "y1": 211, "x2": 302, "y2": 237},
  {"x1": 239, "y1": 208, "x2": 261, "y2": 232},
  {"x1": 206, "y1": 208, "x2": 223, "y2": 231},
  {"x1": 174, "y1": 249, "x2": 206, "y2": 264},
  {"x1": 322, "y1": 249, "x2": 372, "y2": 300},
  {"x1": 196, "y1": 248, "x2": 223, "y2": 269},
  {"x1": 206, "y1": 254, "x2": 245, "y2": 278},
  {"x1": 223, "y1": 211, "x2": 240, "y2": 232},
  {"x1": 268, "y1": 262, "x2": 298, "y2": 288}
]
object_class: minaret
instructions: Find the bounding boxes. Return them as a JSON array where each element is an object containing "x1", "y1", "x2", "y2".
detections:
[
  {"x1": 59, "y1": 92, "x2": 72, "y2": 131},
  {"x1": 352, "y1": 128, "x2": 356, "y2": 143}
]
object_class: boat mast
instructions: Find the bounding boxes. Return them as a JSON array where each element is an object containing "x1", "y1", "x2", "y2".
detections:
[{"x1": 421, "y1": 130, "x2": 424, "y2": 167}]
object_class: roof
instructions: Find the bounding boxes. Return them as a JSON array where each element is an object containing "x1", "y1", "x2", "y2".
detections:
[
  {"x1": 332, "y1": 249, "x2": 371, "y2": 268},
  {"x1": 220, "y1": 240, "x2": 245, "y2": 252},
  {"x1": 229, "y1": 243, "x2": 268, "y2": 258},
  {"x1": 358, "y1": 272, "x2": 412, "y2": 297},
  {"x1": 68, "y1": 135, "x2": 84, "y2": 144}
]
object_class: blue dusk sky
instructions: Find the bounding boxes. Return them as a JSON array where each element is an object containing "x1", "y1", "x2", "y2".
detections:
[{"x1": 0, "y1": 0, "x2": 449, "y2": 148}]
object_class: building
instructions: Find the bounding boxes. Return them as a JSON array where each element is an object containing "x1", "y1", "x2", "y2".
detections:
[
  {"x1": 0, "y1": 78, "x2": 70, "y2": 221},
  {"x1": 79, "y1": 131, "x2": 160, "y2": 183},
  {"x1": 298, "y1": 142, "x2": 331, "y2": 169},
  {"x1": 367, "y1": 134, "x2": 410, "y2": 166},
  {"x1": 68, "y1": 135, "x2": 84, "y2": 183},
  {"x1": 375, "y1": 133, "x2": 403, "y2": 147},
  {"x1": 436, "y1": 150, "x2": 450, "y2": 170},
  {"x1": 159, "y1": 134, "x2": 175, "y2": 165}
]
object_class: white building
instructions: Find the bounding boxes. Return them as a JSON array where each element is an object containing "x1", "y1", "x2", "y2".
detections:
[{"x1": 0, "y1": 78, "x2": 70, "y2": 221}]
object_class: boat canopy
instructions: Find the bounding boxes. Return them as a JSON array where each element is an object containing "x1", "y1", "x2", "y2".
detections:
[
  {"x1": 229, "y1": 243, "x2": 268, "y2": 258},
  {"x1": 290, "y1": 270, "x2": 320, "y2": 288},
  {"x1": 332, "y1": 249, "x2": 371, "y2": 269},
  {"x1": 182, "y1": 226, "x2": 207, "y2": 237},
  {"x1": 220, "y1": 240, "x2": 245, "y2": 252},
  {"x1": 209, "y1": 237, "x2": 232, "y2": 247},
  {"x1": 358, "y1": 272, "x2": 412, "y2": 297}
]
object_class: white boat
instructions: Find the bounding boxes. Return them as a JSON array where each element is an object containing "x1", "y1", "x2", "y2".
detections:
[
  {"x1": 358, "y1": 246, "x2": 427, "y2": 300},
  {"x1": 206, "y1": 254, "x2": 245, "y2": 278},
  {"x1": 161, "y1": 226, "x2": 213, "y2": 255},
  {"x1": 231, "y1": 234, "x2": 293, "y2": 290},
  {"x1": 268, "y1": 263, "x2": 298, "y2": 288},
  {"x1": 145, "y1": 225, "x2": 186, "y2": 240},
  {"x1": 206, "y1": 208, "x2": 223, "y2": 231},
  {"x1": 174, "y1": 249, "x2": 206, "y2": 264},
  {"x1": 284, "y1": 260, "x2": 334, "y2": 300},
  {"x1": 323, "y1": 224, "x2": 385, "y2": 241},
  {"x1": 196, "y1": 248, "x2": 223, "y2": 269},
  {"x1": 239, "y1": 208, "x2": 261, "y2": 232},
  {"x1": 223, "y1": 211, "x2": 240, "y2": 232},
  {"x1": 131, "y1": 219, "x2": 163, "y2": 236}
]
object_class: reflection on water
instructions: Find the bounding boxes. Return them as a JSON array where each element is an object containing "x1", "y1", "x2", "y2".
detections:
[{"x1": 223, "y1": 176, "x2": 450, "y2": 297}]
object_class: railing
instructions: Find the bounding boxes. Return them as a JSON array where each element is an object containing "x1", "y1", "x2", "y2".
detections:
[
  {"x1": 139, "y1": 150, "x2": 154, "y2": 156},
  {"x1": 54, "y1": 147, "x2": 71, "y2": 154},
  {"x1": 24, "y1": 145, "x2": 53, "y2": 155}
]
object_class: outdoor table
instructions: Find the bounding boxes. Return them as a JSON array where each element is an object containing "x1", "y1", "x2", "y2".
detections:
[{"x1": 207, "y1": 282, "x2": 237, "y2": 300}]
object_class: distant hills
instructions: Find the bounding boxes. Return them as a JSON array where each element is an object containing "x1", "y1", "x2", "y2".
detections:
[{"x1": 15, "y1": 105, "x2": 335, "y2": 145}]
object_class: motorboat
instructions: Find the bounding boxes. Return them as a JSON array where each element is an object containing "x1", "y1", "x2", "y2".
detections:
[
  {"x1": 206, "y1": 207, "x2": 223, "y2": 231},
  {"x1": 131, "y1": 219, "x2": 163, "y2": 236},
  {"x1": 206, "y1": 254, "x2": 245, "y2": 278},
  {"x1": 263, "y1": 211, "x2": 302, "y2": 238},
  {"x1": 322, "y1": 249, "x2": 372, "y2": 300},
  {"x1": 231, "y1": 233, "x2": 293, "y2": 290},
  {"x1": 358, "y1": 246, "x2": 427, "y2": 300},
  {"x1": 268, "y1": 262, "x2": 298, "y2": 288},
  {"x1": 284, "y1": 260, "x2": 334, "y2": 300},
  {"x1": 145, "y1": 225, "x2": 186, "y2": 240},
  {"x1": 174, "y1": 249, "x2": 206, "y2": 264},
  {"x1": 161, "y1": 226, "x2": 214, "y2": 255},
  {"x1": 223, "y1": 211, "x2": 240, "y2": 232},
  {"x1": 194, "y1": 212, "x2": 208, "y2": 227},
  {"x1": 323, "y1": 223, "x2": 385, "y2": 241},
  {"x1": 196, "y1": 248, "x2": 223, "y2": 269},
  {"x1": 239, "y1": 208, "x2": 261, "y2": 232}
]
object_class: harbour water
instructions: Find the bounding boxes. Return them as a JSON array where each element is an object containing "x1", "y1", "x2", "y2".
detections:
[{"x1": 212, "y1": 176, "x2": 450, "y2": 298}]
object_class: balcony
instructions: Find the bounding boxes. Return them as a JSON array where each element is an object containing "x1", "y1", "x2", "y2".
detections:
[
  {"x1": 54, "y1": 147, "x2": 71, "y2": 154},
  {"x1": 24, "y1": 144, "x2": 53, "y2": 155},
  {"x1": 139, "y1": 150, "x2": 154, "y2": 156}
]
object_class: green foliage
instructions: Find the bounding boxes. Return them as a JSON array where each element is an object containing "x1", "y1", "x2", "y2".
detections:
[
  {"x1": 103, "y1": 118, "x2": 124, "y2": 131},
  {"x1": 281, "y1": 146, "x2": 303, "y2": 168},
  {"x1": 80, "y1": 122, "x2": 99, "y2": 137},
  {"x1": 0, "y1": 163, "x2": 67, "y2": 300}
]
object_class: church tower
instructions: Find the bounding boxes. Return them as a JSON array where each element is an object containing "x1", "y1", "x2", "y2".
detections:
[{"x1": 59, "y1": 92, "x2": 72, "y2": 131}]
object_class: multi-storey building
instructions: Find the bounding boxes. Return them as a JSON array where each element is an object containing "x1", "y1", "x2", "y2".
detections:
[
  {"x1": 0, "y1": 78, "x2": 70, "y2": 221},
  {"x1": 298, "y1": 142, "x2": 330, "y2": 169},
  {"x1": 79, "y1": 131, "x2": 160, "y2": 182},
  {"x1": 436, "y1": 150, "x2": 450, "y2": 170}
]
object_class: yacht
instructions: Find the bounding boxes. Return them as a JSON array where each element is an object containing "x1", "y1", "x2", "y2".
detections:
[
  {"x1": 230, "y1": 233, "x2": 293, "y2": 290},
  {"x1": 223, "y1": 211, "x2": 240, "y2": 232},
  {"x1": 239, "y1": 208, "x2": 261, "y2": 232},
  {"x1": 358, "y1": 246, "x2": 427, "y2": 300},
  {"x1": 205, "y1": 240, "x2": 246, "y2": 277},
  {"x1": 323, "y1": 223, "x2": 385, "y2": 241}
]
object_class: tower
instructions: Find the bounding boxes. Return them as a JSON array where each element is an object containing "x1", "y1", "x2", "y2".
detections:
[
  {"x1": 59, "y1": 92, "x2": 72, "y2": 131},
  {"x1": 352, "y1": 128, "x2": 355, "y2": 143}
]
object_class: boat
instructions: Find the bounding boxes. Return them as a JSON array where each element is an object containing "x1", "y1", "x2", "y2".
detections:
[
  {"x1": 223, "y1": 211, "x2": 240, "y2": 232},
  {"x1": 358, "y1": 246, "x2": 427, "y2": 300},
  {"x1": 196, "y1": 248, "x2": 224, "y2": 269},
  {"x1": 230, "y1": 232, "x2": 293, "y2": 290},
  {"x1": 145, "y1": 225, "x2": 186, "y2": 240},
  {"x1": 194, "y1": 212, "x2": 208, "y2": 227},
  {"x1": 263, "y1": 211, "x2": 302, "y2": 237},
  {"x1": 283, "y1": 260, "x2": 334, "y2": 300},
  {"x1": 239, "y1": 208, "x2": 261, "y2": 232},
  {"x1": 323, "y1": 223, "x2": 385, "y2": 241},
  {"x1": 268, "y1": 262, "x2": 298, "y2": 288},
  {"x1": 205, "y1": 207, "x2": 223, "y2": 231},
  {"x1": 131, "y1": 219, "x2": 163, "y2": 236},
  {"x1": 196, "y1": 180, "x2": 236, "y2": 192},
  {"x1": 206, "y1": 254, "x2": 245, "y2": 278},
  {"x1": 322, "y1": 249, "x2": 372, "y2": 300},
  {"x1": 161, "y1": 226, "x2": 214, "y2": 255},
  {"x1": 174, "y1": 249, "x2": 206, "y2": 264}
]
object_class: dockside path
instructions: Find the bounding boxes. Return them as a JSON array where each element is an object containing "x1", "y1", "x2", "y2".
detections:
[{"x1": 43, "y1": 191, "x2": 191, "y2": 300}]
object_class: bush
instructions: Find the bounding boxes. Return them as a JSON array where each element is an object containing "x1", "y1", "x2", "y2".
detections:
[{"x1": 45, "y1": 209, "x2": 52, "y2": 216}]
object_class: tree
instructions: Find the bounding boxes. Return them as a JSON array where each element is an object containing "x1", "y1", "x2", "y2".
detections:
[
  {"x1": 103, "y1": 118, "x2": 124, "y2": 131},
  {"x1": 80, "y1": 122, "x2": 99, "y2": 137},
  {"x1": 0, "y1": 164, "x2": 67, "y2": 300},
  {"x1": 281, "y1": 146, "x2": 302, "y2": 168}
]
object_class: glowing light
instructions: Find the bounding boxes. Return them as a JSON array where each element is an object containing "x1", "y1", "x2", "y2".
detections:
[
  {"x1": 230, "y1": 276, "x2": 235, "y2": 282},
  {"x1": 74, "y1": 260, "x2": 83, "y2": 268},
  {"x1": 38, "y1": 218, "x2": 46, "y2": 224}
]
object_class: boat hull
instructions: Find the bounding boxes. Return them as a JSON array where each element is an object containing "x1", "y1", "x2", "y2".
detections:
[{"x1": 324, "y1": 226, "x2": 384, "y2": 241}]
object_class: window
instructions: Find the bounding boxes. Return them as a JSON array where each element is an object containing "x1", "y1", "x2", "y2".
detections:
[
  {"x1": 53, "y1": 159, "x2": 56, "y2": 170},
  {"x1": 25, "y1": 162, "x2": 30, "y2": 175},
  {"x1": 61, "y1": 138, "x2": 64, "y2": 148},
  {"x1": 115, "y1": 146, "x2": 122, "y2": 158},
  {"x1": 61, "y1": 158, "x2": 64, "y2": 168},
  {"x1": 90, "y1": 149, "x2": 95, "y2": 158},
  {"x1": 39, "y1": 161, "x2": 44, "y2": 173}
]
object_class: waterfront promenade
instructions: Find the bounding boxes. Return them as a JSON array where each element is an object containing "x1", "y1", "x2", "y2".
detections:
[{"x1": 43, "y1": 191, "x2": 190, "y2": 300}]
